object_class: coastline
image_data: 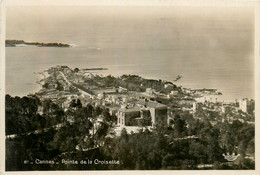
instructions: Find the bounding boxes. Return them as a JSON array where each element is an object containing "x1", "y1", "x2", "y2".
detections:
[
  {"x1": 27, "y1": 73, "x2": 45, "y2": 96},
  {"x1": 6, "y1": 69, "x2": 251, "y2": 103}
]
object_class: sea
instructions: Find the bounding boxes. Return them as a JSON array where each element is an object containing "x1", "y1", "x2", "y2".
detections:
[{"x1": 5, "y1": 6, "x2": 255, "y2": 102}]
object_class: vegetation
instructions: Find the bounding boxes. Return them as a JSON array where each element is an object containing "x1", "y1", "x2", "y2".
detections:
[
  {"x1": 5, "y1": 95, "x2": 63, "y2": 135},
  {"x1": 91, "y1": 74, "x2": 180, "y2": 94},
  {"x1": 101, "y1": 117, "x2": 254, "y2": 170},
  {"x1": 5, "y1": 94, "x2": 254, "y2": 170},
  {"x1": 6, "y1": 94, "x2": 115, "y2": 170}
]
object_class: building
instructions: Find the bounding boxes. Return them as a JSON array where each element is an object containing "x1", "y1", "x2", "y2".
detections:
[
  {"x1": 170, "y1": 90, "x2": 178, "y2": 96},
  {"x1": 118, "y1": 86, "x2": 128, "y2": 93},
  {"x1": 221, "y1": 104, "x2": 232, "y2": 113},
  {"x1": 239, "y1": 98, "x2": 255, "y2": 113},
  {"x1": 194, "y1": 95, "x2": 220, "y2": 103},
  {"x1": 167, "y1": 90, "x2": 179, "y2": 99},
  {"x1": 83, "y1": 73, "x2": 94, "y2": 79},
  {"x1": 145, "y1": 88, "x2": 156, "y2": 96},
  {"x1": 137, "y1": 100, "x2": 167, "y2": 126},
  {"x1": 109, "y1": 107, "x2": 119, "y2": 116},
  {"x1": 116, "y1": 100, "x2": 168, "y2": 127},
  {"x1": 193, "y1": 102, "x2": 203, "y2": 112},
  {"x1": 117, "y1": 105, "x2": 142, "y2": 126},
  {"x1": 93, "y1": 88, "x2": 118, "y2": 99}
]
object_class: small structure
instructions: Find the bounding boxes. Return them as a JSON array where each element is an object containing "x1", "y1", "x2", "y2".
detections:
[
  {"x1": 221, "y1": 104, "x2": 232, "y2": 113},
  {"x1": 170, "y1": 90, "x2": 178, "y2": 96},
  {"x1": 145, "y1": 88, "x2": 155, "y2": 96},
  {"x1": 193, "y1": 102, "x2": 203, "y2": 112},
  {"x1": 93, "y1": 88, "x2": 118, "y2": 99},
  {"x1": 118, "y1": 86, "x2": 128, "y2": 93}
]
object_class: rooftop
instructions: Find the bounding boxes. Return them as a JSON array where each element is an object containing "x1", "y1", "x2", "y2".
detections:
[
  {"x1": 92, "y1": 88, "x2": 117, "y2": 94},
  {"x1": 118, "y1": 105, "x2": 141, "y2": 113},
  {"x1": 137, "y1": 100, "x2": 167, "y2": 108}
]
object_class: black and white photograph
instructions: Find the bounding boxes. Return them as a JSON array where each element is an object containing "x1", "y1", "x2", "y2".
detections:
[{"x1": 1, "y1": 0, "x2": 259, "y2": 173}]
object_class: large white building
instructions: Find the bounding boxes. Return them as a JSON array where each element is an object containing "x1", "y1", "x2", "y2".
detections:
[
  {"x1": 116, "y1": 100, "x2": 168, "y2": 127},
  {"x1": 194, "y1": 95, "x2": 221, "y2": 103},
  {"x1": 239, "y1": 99, "x2": 248, "y2": 113},
  {"x1": 239, "y1": 98, "x2": 254, "y2": 113}
]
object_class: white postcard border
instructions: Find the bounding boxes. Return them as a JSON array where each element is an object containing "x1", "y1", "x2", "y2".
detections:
[{"x1": 0, "y1": 1, "x2": 259, "y2": 175}]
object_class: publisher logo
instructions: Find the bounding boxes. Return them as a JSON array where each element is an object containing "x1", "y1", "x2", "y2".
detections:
[{"x1": 222, "y1": 153, "x2": 240, "y2": 162}]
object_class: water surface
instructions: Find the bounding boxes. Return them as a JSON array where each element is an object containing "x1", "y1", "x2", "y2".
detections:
[{"x1": 6, "y1": 6, "x2": 255, "y2": 102}]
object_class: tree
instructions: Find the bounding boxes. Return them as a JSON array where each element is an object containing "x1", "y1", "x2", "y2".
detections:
[
  {"x1": 69, "y1": 99, "x2": 82, "y2": 109},
  {"x1": 74, "y1": 67, "x2": 80, "y2": 72},
  {"x1": 173, "y1": 114, "x2": 187, "y2": 137}
]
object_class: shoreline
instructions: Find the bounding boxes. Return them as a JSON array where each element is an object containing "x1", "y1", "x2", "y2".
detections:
[{"x1": 5, "y1": 67, "x2": 254, "y2": 102}]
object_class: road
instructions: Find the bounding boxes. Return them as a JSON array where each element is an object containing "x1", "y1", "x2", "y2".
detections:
[
  {"x1": 59, "y1": 71, "x2": 94, "y2": 98},
  {"x1": 5, "y1": 123, "x2": 63, "y2": 139}
]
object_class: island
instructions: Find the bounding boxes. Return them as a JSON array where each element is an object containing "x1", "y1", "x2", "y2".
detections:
[{"x1": 5, "y1": 39, "x2": 71, "y2": 47}]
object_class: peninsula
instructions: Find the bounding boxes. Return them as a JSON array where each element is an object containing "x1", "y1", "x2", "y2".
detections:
[
  {"x1": 5, "y1": 39, "x2": 71, "y2": 47},
  {"x1": 5, "y1": 65, "x2": 255, "y2": 171}
]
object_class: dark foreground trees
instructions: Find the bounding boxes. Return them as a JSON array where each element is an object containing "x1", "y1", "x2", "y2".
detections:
[
  {"x1": 5, "y1": 95, "x2": 255, "y2": 170},
  {"x1": 6, "y1": 95, "x2": 63, "y2": 135},
  {"x1": 5, "y1": 94, "x2": 116, "y2": 170},
  {"x1": 100, "y1": 119, "x2": 254, "y2": 170}
]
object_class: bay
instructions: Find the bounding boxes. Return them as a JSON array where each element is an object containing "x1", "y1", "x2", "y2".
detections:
[{"x1": 6, "y1": 6, "x2": 255, "y2": 102}]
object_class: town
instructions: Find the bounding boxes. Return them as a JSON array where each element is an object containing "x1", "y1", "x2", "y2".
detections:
[
  {"x1": 6, "y1": 65, "x2": 255, "y2": 170},
  {"x1": 33, "y1": 65, "x2": 254, "y2": 133}
]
